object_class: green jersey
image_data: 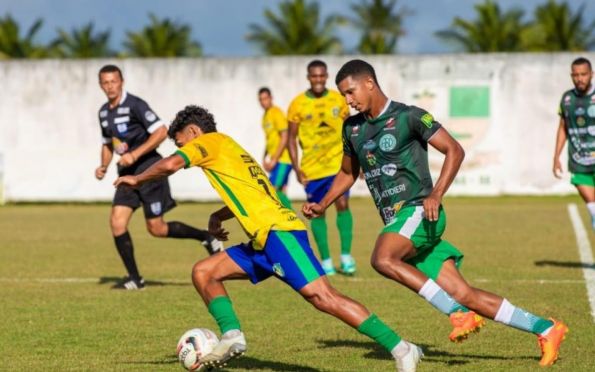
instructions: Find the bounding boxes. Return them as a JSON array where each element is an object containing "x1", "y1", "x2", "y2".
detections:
[
  {"x1": 343, "y1": 101, "x2": 441, "y2": 225},
  {"x1": 558, "y1": 85, "x2": 595, "y2": 174}
]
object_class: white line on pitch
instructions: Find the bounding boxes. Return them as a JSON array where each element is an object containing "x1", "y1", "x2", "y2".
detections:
[{"x1": 567, "y1": 203, "x2": 595, "y2": 323}]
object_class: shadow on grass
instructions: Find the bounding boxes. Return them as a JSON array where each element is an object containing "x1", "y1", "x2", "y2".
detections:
[
  {"x1": 317, "y1": 339, "x2": 537, "y2": 366},
  {"x1": 534, "y1": 260, "x2": 594, "y2": 269},
  {"x1": 98, "y1": 276, "x2": 191, "y2": 287}
]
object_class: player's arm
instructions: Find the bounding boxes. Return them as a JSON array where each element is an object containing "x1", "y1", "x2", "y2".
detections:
[
  {"x1": 271, "y1": 130, "x2": 288, "y2": 164},
  {"x1": 114, "y1": 153, "x2": 185, "y2": 188},
  {"x1": 553, "y1": 117, "x2": 567, "y2": 179},
  {"x1": 95, "y1": 144, "x2": 113, "y2": 180},
  {"x1": 119, "y1": 125, "x2": 168, "y2": 167},
  {"x1": 208, "y1": 206, "x2": 233, "y2": 241},
  {"x1": 426, "y1": 128, "x2": 465, "y2": 221},
  {"x1": 302, "y1": 154, "x2": 360, "y2": 219},
  {"x1": 287, "y1": 120, "x2": 306, "y2": 184}
]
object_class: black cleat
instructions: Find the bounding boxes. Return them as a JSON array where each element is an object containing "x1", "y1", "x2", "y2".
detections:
[{"x1": 202, "y1": 237, "x2": 224, "y2": 255}]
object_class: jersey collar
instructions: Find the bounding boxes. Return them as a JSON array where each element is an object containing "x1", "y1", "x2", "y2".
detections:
[
  {"x1": 366, "y1": 99, "x2": 393, "y2": 123},
  {"x1": 574, "y1": 82, "x2": 595, "y2": 96},
  {"x1": 305, "y1": 89, "x2": 328, "y2": 99}
]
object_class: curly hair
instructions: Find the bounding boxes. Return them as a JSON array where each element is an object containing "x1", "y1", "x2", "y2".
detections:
[{"x1": 168, "y1": 105, "x2": 217, "y2": 139}]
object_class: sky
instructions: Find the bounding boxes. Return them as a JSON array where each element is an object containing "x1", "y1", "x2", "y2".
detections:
[{"x1": 2, "y1": 0, "x2": 594, "y2": 56}]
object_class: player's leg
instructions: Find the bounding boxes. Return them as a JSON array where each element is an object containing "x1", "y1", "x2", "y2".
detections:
[
  {"x1": 334, "y1": 192, "x2": 356, "y2": 275},
  {"x1": 269, "y1": 162, "x2": 292, "y2": 209},
  {"x1": 573, "y1": 173, "x2": 595, "y2": 230},
  {"x1": 436, "y1": 259, "x2": 568, "y2": 366},
  {"x1": 140, "y1": 178, "x2": 222, "y2": 254},
  {"x1": 305, "y1": 178, "x2": 334, "y2": 274}
]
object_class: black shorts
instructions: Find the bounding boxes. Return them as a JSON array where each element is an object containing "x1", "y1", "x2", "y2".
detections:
[{"x1": 113, "y1": 153, "x2": 176, "y2": 219}]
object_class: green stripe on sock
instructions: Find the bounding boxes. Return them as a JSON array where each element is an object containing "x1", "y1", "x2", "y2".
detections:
[
  {"x1": 276, "y1": 231, "x2": 320, "y2": 283},
  {"x1": 357, "y1": 313, "x2": 401, "y2": 352},
  {"x1": 207, "y1": 296, "x2": 241, "y2": 334},
  {"x1": 311, "y1": 216, "x2": 330, "y2": 260},
  {"x1": 336, "y1": 210, "x2": 353, "y2": 255}
]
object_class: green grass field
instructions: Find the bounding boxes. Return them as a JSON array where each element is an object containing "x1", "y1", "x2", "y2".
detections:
[{"x1": 1, "y1": 196, "x2": 594, "y2": 371}]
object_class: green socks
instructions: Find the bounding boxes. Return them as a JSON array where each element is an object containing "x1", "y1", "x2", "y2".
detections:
[
  {"x1": 208, "y1": 296, "x2": 241, "y2": 334},
  {"x1": 357, "y1": 313, "x2": 402, "y2": 352},
  {"x1": 311, "y1": 216, "x2": 330, "y2": 260},
  {"x1": 275, "y1": 190, "x2": 292, "y2": 210},
  {"x1": 336, "y1": 210, "x2": 353, "y2": 255}
]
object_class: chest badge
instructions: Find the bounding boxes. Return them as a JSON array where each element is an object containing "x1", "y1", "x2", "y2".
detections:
[{"x1": 379, "y1": 134, "x2": 397, "y2": 152}]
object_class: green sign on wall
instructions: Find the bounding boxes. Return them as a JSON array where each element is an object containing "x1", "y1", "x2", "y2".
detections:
[{"x1": 450, "y1": 86, "x2": 490, "y2": 118}]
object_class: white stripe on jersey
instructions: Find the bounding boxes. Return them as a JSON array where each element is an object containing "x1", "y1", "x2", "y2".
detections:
[{"x1": 147, "y1": 121, "x2": 166, "y2": 134}]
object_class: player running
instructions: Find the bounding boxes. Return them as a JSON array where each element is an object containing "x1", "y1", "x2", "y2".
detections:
[
  {"x1": 115, "y1": 105, "x2": 423, "y2": 372},
  {"x1": 257, "y1": 87, "x2": 293, "y2": 209},
  {"x1": 287, "y1": 60, "x2": 356, "y2": 276},
  {"x1": 95, "y1": 65, "x2": 222, "y2": 290},
  {"x1": 553, "y1": 57, "x2": 595, "y2": 230},
  {"x1": 303, "y1": 59, "x2": 568, "y2": 368}
]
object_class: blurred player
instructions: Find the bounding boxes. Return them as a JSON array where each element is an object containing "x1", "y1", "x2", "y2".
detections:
[
  {"x1": 303, "y1": 59, "x2": 569, "y2": 367},
  {"x1": 114, "y1": 105, "x2": 423, "y2": 372},
  {"x1": 553, "y1": 57, "x2": 595, "y2": 230},
  {"x1": 257, "y1": 87, "x2": 292, "y2": 209},
  {"x1": 95, "y1": 65, "x2": 222, "y2": 290},
  {"x1": 287, "y1": 60, "x2": 355, "y2": 275}
]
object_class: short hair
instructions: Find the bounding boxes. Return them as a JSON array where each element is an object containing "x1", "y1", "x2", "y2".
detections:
[
  {"x1": 98, "y1": 64, "x2": 123, "y2": 80},
  {"x1": 258, "y1": 87, "x2": 271, "y2": 96},
  {"x1": 307, "y1": 59, "x2": 327, "y2": 73},
  {"x1": 335, "y1": 59, "x2": 378, "y2": 86},
  {"x1": 168, "y1": 105, "x2": 217, "y2": 139},
  {"x1": 571, "y1": 57, "x2": 592, "y2": 70}
]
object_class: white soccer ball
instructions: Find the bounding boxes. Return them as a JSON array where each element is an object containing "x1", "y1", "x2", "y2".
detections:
[{"x1": 176, "y1": 328, "x2": 219, "y2": 371}]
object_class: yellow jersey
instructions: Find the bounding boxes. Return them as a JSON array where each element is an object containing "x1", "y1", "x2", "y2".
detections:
[
  {"x1": 262, "y1": 106, "x2": 291, "y2": 164},
  {"x1": 287, "y1": 89, "x2": 350, "y2": 180},
  {"x1": 175, "y1": 133, "x2": 305, "y2": 249}
]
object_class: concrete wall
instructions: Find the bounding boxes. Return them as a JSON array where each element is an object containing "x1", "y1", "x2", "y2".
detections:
[{"x1": 0, "y1": 53, "x2": 592, "y2": 202}]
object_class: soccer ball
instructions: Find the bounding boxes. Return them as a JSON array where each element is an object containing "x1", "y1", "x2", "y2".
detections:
[{"x1": 176, "y1": 328, "x2": 219, "y2": 371}]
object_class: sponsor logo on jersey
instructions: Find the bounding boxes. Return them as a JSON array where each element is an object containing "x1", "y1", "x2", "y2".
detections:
[
  {"x1": 575, "y1": 107, "x2": 586, "y2": 116},
  {"x1": 364, "y1": 168, "x2": 382, "y2": 180},
  {"x1": 420, "y1": 113, "x2": 434, "y2": 128},
  {"x1": 363, "y1": 140, "x2": 377, "y2": 151},
  {"x1": 588, "y1": 105, "x2": 595, "y2": 118},
  {"x1": 577, "y1": 116, "x2": 586, "y2": 126},
  {"x1": 99, "y1": 110, "x2": 108, "y2": 118},
  {"x1": 381, "y1": 163, "x2": 397, "y2": 176},
  {"x1": 366, "y1": 152, "x2": 377, "y2": 166},
  {"x1": 332, "y1": 107, "x2": 340, "y2": 117},
  {"x1": 272, "y1": 263, "x2": 285, "y2": 277},
  {"x1": 588, "y1": 126, "x2": 595, "y2": 136},
  {"x1": 145, "y1": 110, "x2": 157, "y2": 122},
  {"x1": 351, "y1": 126, "x2": 360, "y2": 137},
  {"x1": 101, "y1": 120, "x2": 108, "y2": 128},
  {"x1": 379, "y1": 134, "x2": 397, "y2": 152},
  {"x1": 564, "y1": 95, "x2": 571, "y2": 106},
  {"x1": 150, "y1": 202, "x2": 162, "y2": 215},
  {"x1": 117, "y1": 123, "x2": 128, "y2": 133},
  {"x1": 385, "y1": 117, "x2": 395, "y2": 129},
  {"x1": 381, "y1": 184, "x2": 406, "y2": 197},
  {"x1": 114, "y1": 116, "x2": 130, "y2": 124},
  {"x1": 117, "y1": 107, "x2": 130, "y2": 115}
]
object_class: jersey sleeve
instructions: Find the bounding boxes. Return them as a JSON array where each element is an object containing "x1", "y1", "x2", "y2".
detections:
[
  {"x1": 175, "y1": 138, "x2": 216, "y2": 168},
  {"x1": 558, "y1": 95, "x2": 565, "y2": 118},
  {"x1": 98, "y1": 110, "x2": 111, "y2": 145},
  {"x1": 287, "y1": 97, "x2": 301, "y2": 123},
  {"x1": 408, "y1": 106, "x2": 442, "y2": 142},
  {"x1": 132, "y1": 98, "x2": 164, "y2": 133},
  {"x1": 272, "y1": 107, "x2": 288, "y2": 132},
  {"x1": 342, "y1": 118, "x2": 355, "y2": 157}
]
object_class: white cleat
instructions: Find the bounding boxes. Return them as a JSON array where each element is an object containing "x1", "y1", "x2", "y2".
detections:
[
  {"x1": 202, "y1": 237, "x2": 224, "y2": 255},
  {"x1": 199, "y1": 330, "x2": 246, "y2": 368},
  {"x1": 395, "y1": 341, "x2": 423, "y2": 372}
]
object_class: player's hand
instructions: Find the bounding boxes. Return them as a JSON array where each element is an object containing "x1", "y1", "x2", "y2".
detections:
[
  {"x1": 118, "y1": 152, "x2": 137, "y2": 167},
  {"x1": 302, "y1": 202, "x2": 324, "y2": 219},
  {"x1": 263, "y1": 156, "x2": 276, "y2": 172},
  {"x1": 297, "y1": 169, "x2": 309, "y2": 186},
  {"x1": 208, "y1": 214, "x2": 230, "y2": 241},
  {"x1": 95, "y1": 165, "x2": 107, "y2": 180},
  {"x1": 113, "y1": 175, "x2": 138, "y2": 188},
  {"x1": 423, "y1": 193, "x2": 442, "y2": 222},
  {"x1": 553, "y1": 158, "x2": 563, "y2": 179}
]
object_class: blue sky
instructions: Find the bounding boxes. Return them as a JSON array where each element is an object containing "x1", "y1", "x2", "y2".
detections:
[{"x1": 2, "y1": 0, "x2": 594, "y2": 56}]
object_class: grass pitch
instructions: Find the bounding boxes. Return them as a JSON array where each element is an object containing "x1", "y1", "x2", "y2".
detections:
[{"x1": 0, "y1": 196, "x2": 593, "y2": 371}]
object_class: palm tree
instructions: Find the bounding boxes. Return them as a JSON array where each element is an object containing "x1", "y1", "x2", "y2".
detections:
[
  {"x1": 345, "y1": 0, "x2": 410, "y2": 54},
  {"x1": 51, "y1": 23, "x2": 113, "y2": 58},
  {"x1": 435, "y1": 0, "x2": 529, "y2": 52},
  {"x1": 123, "y1": 13, "x2": 202, "y2": 57},
  {"x1": 246, "y1": 0, "x2": 343, "y2": 55},
  {"x1": 523, "y1": 0, "x2": 595, "y2": 51},
  {"x1": 0, "y1": 14, "x2": 49, "y2": 59}
]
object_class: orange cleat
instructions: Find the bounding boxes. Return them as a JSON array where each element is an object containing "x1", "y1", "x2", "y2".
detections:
[
  {"x1": 449, "y1": 310, "x2": 486, "y2": 343},
  {"x1": 538, "y1": 319, "x2": 568, "y2": 367}
]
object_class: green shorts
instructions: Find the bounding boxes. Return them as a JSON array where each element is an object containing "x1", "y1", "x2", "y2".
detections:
[
  {"x1": 381, "y1": 205, "x2": 463, "y2": 280},
  {"x1": 571, "y1": 172, "x2": 595, "y2": 187}
]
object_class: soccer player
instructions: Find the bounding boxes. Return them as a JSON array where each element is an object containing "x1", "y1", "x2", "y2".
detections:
[
  {"x1": 303, "y1": 59, "x2": 569, "y2": 367},
  {"x1": 257, "y1": 87, "x2": 293, "y2": 209},
  {"x1": 553, "y1": 57, "x2": 595, "y2": 230},
  {"x1": 95, "y1": 65, "x2": 222, "y2": 290},
  {"x1": 287, "y1": 60, "x2": 356, "y2": 276},
  {"x1": 114, "y1": 105, "x2": 423, "y2": 371}
]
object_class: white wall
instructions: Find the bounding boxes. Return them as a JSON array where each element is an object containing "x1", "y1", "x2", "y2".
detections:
[{"x1": 0, "y1": 53, "x2": 591, "y2": 202}]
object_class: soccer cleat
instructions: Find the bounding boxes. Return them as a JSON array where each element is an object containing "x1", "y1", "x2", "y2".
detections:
[
  {"x1": 448, "y1": 310, "x2": 485, "y2": 343},
  {"x1": 321, "y1": 261, "x2": 336, "y2": 276},
  {"x1": 202, "y1": 236, "x2": 224, "y2": 255},
  {"x1": 538, "y1": 318, "x2": 568, "y2": 366},
  {"x1": 200, "y1": 330, "x2": 246, "y2": 368},
  {"x1": 395, "y1": 341, "x2": 423, "y2": 372},
  {"x1": 111, "y1": 276, "x2": 145, "y2": 290},
  {"x1": 339, "y1": 256, "x2": 357, "y2": 276}
]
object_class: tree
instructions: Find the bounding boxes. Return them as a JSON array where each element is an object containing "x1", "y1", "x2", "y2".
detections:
[
  {"x1": 123, "y1": 13, "x2": 202, "y2": 57},
  {"x1": 0, "y1": 14, "x2": 49, "y2": 59},
  {"x1": 246, "y1": 0, "x2": 343, "y2": 55},
  {"x1": 435, "y1": 0, "x2": 529, "y2": 52},
  {"x1": 345, "y1": 0, "x2": 410, "y2": 54},
  {"x1": 51, "y1": 23, "x2": 113, "y2": 58},
  {"x1": 523, "y1": 0, "x2": 595, "y2": 51}
]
